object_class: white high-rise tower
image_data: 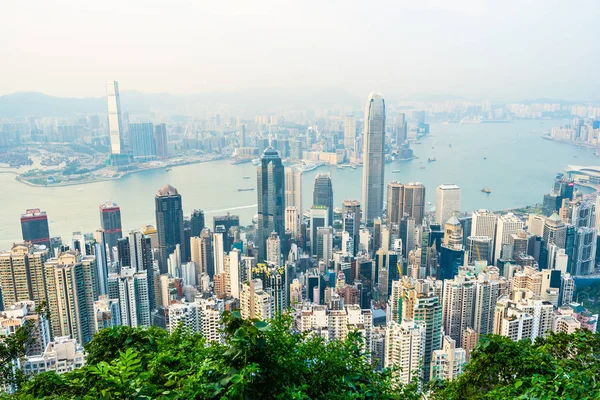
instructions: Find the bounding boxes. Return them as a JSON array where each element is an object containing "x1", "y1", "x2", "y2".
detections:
[
  {"x1": 106, "y1": 81, "x2": 124, "y2": 155},
  {"x1": 436, "y1": 184, "x2": 461, "y2": 225},
  {"x1": 362, "y1": 92, "x2": 386, "y2": 224}
]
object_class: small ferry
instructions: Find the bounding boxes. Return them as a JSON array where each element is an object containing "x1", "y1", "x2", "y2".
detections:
[
  {"x1": 428, "y1": 158, "x2": 436, "y2": 163},
  {"x1": 242, "y1": 176, "x2": 250, "y2": 179},
  {"x1": 481, "y1": 188, "x2": 491, "y2": 194},
  {"x1": 392, "y1": 169, "x2": 401, "y2": 173},
  {"x1": 237, "y1": 188, "x2": 255, "y2": 192},
  {"x1": 165, "y1": 168, "x2": 172, "y2": 172}
]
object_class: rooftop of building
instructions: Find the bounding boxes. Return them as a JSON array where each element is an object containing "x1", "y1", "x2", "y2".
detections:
[
  {"x1": 157, "y1": 184, "x2": 179, "y2": 196},
  {"x1": 99, "y1": 201, "x2": 119, "y2": 210}
]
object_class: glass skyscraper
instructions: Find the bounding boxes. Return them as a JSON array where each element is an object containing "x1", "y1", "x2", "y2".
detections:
[
  {"x1": 256, "y1": 148, "x2": 285, "y2": 261},
  {"x1": 130, "y1": 122, "x2": 156, "y2": 159},
  {"x1": 312, "y1": 173, "x2": 333, "y2": 225},
  {"x1": 20, "y1": 208, "x2": 51, "y2": 248},
  {"x1": 99, "y1": 201, "x2": 123, "y2": 255},
  {"x1": 362, "y1": 92, "x2": 386, "y2": 225},
  {"x1": 155, "y1": 185, "x2": 185, "y2": 274}
]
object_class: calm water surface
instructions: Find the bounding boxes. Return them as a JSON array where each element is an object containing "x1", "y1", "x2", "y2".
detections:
[{"x1": 0, "y1": 119, "x2": 596, "y2": 250}]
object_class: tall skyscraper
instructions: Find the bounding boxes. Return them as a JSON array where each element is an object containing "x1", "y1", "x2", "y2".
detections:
[
  {"x1": 130, "y1": 122, "x2": 156, "y2": 159},
  {"x1": 471, "y1": 209, "x2": 496, "y2": 237},
  {"x1": 190, "y1": 228, "x2": 214, "y2": 280},
  {"x1": 313, "y1": 173, "x2": 334, "y2": 225},
  {"x1": 284, "y1": 166, "x2": 303, "y2": 215},
  {"x1": 213, "y1": 213, "x2": 240, "y2": 252},
  {"x1": 154, "y1": 123, "x2": 168, "y2": 157},
  {"x1": 213, "y1": 232, "x2": 225, "y2": 275},
  {"x1": 395, "y1": 113, "x2": 408, "y2": 144},
  {"x1": 257, "y1": 148, "x2": 285, "y2": 261},
  {"x1": 386, "y1": 182, "x2": 404, "y2": 230},
  {"x1": 285, "y1": 207, "x2": 300, "y2": 236},
  {"x1": 494, "y1": 213, "x2": 524, "y2": 263},
  {"x1": 443, "y1": 214, "x2": 464, "y2": 250},
  {"x1": 106, "y1": 81, "x2": 124, "y2": 155},
  {"x1": 362, "y1": 92, "x2": 386, "y2": 224},
  {"x1": 190, "y1": 209, "x2": 205, "y2": 237},
  {"x1": 466, "y1": 236, "x2": 493, "y2": 265},
  {"x1": 99, "y1": 202, "x2": 123, "y2": 255},
  {"x1": 384, "y1": 319, "x2": 425, "y2": 385},
  {"x1": 155, "y1": 185, "x2": 185, "y2": 274},
  {"x1": 435, "y1": 184, "x2": 461, "y2": 225},
  {"x1": 310, "y1": 206, "x2": 329, "y2": 257},
  {"x1": 442, "y1": 274, "x2": 476, "y2": 347},
  {"x1": 342, "y1": 200, "x2": 361, "y2": 255},
  {"x1": 543, "y1": 213, "x2": 567, "y2": 248},
  {"x1": 571, "y1": 227, "x2": 597, "y2": 275},
  {"x1": 400, "y1": 278, "x2": 443, "y2": 381},
  {"x1": 472, "y1": 274, "x2": 500, "y2": 335},
  {"x1": 20, "y1": 208, "x2": 51, "y2": 248},
  {"x1": 107, "y1": 266, "x2": 151, "y2": 328},
  {"x1": 344, "y1": 116, "x2": 356, "y2": 150},
  {"x1": 0, "y1": 243, "x2": 49, "y2": 308},
  {"x1": 45, "y1": 251, "x2": 97, "y2": 345},
  {"x1": 266, "y1": 232, "x2": 281, "y2": 265},
  {"x1": 403, "y1": 183, "x2": 426, "y2": 224}
]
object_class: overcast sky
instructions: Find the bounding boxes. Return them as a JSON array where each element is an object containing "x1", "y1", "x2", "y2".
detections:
[{"x1": 2, "y1": 0, "x2": 599, "y2": 101}]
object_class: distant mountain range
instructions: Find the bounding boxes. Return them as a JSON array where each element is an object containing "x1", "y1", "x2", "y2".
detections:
[{"x1": 0, "y1": 87, "x2": 361, "y2": 118}]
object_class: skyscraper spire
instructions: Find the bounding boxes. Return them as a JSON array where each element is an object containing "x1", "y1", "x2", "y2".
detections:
[{"x1": 362, "y1": 92, "x2": 386, "y2": 225}]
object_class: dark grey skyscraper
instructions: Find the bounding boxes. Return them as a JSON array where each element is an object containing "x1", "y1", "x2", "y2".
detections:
[
  {"x1": 256, "y1": 147, "x2": 285, "y2": 261},
  {"x1": 362, "y1": 92, "x2": 386, "y2": 225},
  {"x1": 20, "y1": 208, "x2": 51, "y2": 248},
  {"x1": 214, "y1": 213, "x2": 240, "y2": 252},
  {"x1": 155, "y1": 185, "x2": 185, "y2": 274},
  {"x1": 99, "y1": 202, "x2": 123, "y2": 255},
  {"x1": 313, "y1": 174, "x2": 333, "y2": 225},
  {"x1": 190, "y1": 209, "x2": 205, "y2": 237}
]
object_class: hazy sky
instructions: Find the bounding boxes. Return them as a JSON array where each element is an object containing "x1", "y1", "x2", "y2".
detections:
[{"x1": 3, "y1": 0, "x2": 599, "y2": 100}]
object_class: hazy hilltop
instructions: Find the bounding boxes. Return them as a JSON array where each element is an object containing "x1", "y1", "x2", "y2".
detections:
[{"x1": 0, "y1": 87, "x2": 361, "y2": 118}]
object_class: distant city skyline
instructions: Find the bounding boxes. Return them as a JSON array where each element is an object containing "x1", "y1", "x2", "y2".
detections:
[{"x1": 2, "y1": 1, "x2": 599, "y2": 101}]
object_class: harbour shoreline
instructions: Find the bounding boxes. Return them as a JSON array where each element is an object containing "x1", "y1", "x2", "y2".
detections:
[{"x1": 15, "y1": 155, "x2": 225, "y2": 188}]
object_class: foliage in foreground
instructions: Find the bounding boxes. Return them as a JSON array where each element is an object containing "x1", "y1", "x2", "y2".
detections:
[
  {"x1": 4, "y1": 312, "x2": 600, "y2": 399},
  {"x1": 430, "y1": 330, "x2": 600, "y2": 400},
  {"x1": 8, "y1": 312, "x2": 419, "y2": 399}
]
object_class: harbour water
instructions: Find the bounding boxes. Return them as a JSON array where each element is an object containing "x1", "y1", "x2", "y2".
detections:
[{"x1": 0, "y1": 119, "x2": 597, "y2": 250}]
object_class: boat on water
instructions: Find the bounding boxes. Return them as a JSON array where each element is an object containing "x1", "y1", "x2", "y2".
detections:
[
  {"x1": 165, "y1": 168, "x2": 172, "y2": 172},
  {"x1": 230, "y1": 158, "x2": 252, "y2": 165},
  {"x1": 251, "y1": 159, "x2": 260, "y2": 166},
  {"x1": 448, "y1": 144, "x2": 452, "y2": 148},
  {"x1": 420, "y1": 166, "x2": 426, "y2": 169},
  {"x1": 237, "y1": 188, "x2": 255, "y2": 192},
  {"x1": 428, "y1": 158, "x2": 436, "y2": 163},
  {"x1": 481, "y1": 188, "x2": 491, "y2": 194},
  {"x1": 392, "y1": 169, "x2": 401, "y2": 173},
  {"x1": 301, "y1": 162, "x2": 325, "y2": 172},
  {"x1": 242, "y1": 176, "x2": 250, "y2": 179},
  {"x1": 483, "y1": 157, "x2": 487, "y2": 160},
  {"x1": 414, "y1": 141, "x2": 422, "y2": 144}
]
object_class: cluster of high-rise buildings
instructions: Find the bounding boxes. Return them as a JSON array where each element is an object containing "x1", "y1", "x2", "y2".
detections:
[
  {"x1": 1, "y1": 92, "x2": 599, "y2": 391},
  {"x1": 548, "y1": 117, "x2": 600, "y2": 146}
]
